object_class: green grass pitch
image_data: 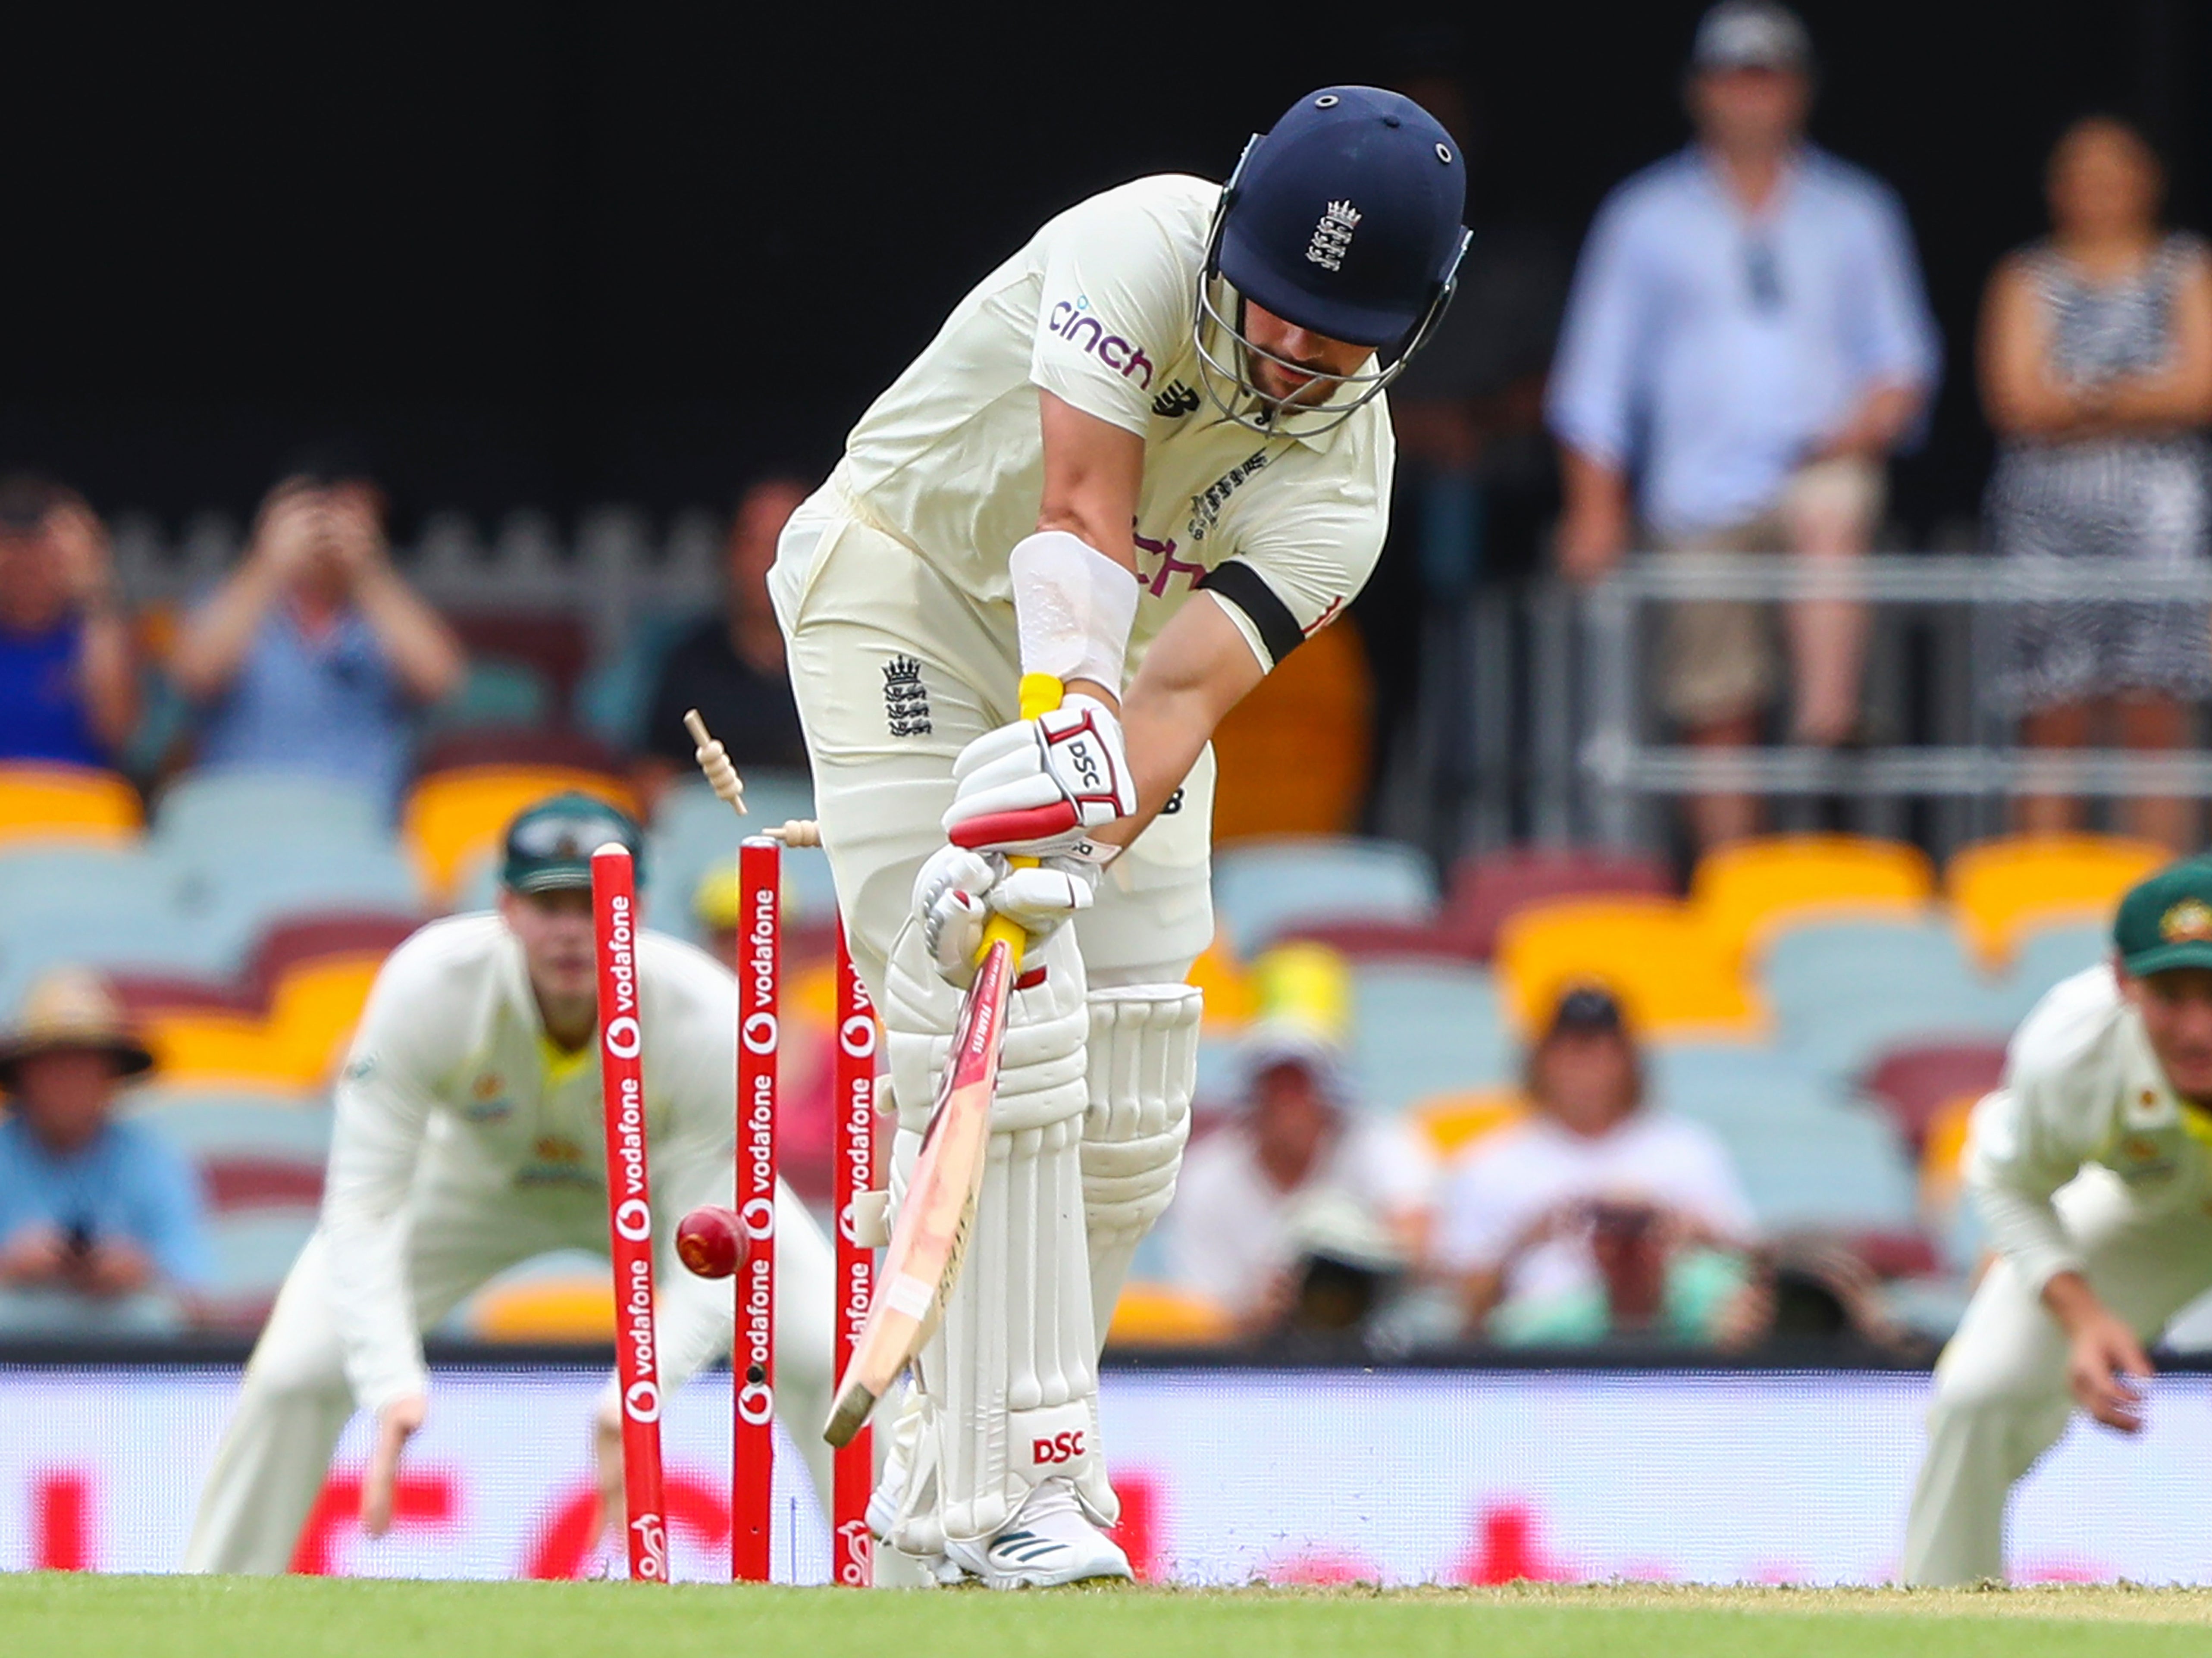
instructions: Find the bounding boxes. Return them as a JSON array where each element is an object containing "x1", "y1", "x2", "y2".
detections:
[{"x1": 10, "y1": 1576, "x2": 2212, "y2": 1658}]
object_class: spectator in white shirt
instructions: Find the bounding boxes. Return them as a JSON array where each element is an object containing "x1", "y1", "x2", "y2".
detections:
[
  {"x1": 1547, "y1": 0, "x2": 1940, "y2": 849},
  {"x1": 1169, "y1": 1019, "x2": 1433, "y2": 1338},
  {"x1": 1435, "y1": 986, "x2": 1757, "y2": 1345}
]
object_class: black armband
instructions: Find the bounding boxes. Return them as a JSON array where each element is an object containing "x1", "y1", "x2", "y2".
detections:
[{"x1": 1194, "y1": 560, "x2": 1304, "y2": 669}]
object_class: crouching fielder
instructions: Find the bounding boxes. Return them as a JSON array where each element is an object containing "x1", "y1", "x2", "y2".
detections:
[
  {"x1": 772, "y1": 88, "x2": 1467, "y2": 1586},
  {"x1": 184, "y1": 793, "x2": 833, "y2": 1573},
  {"x1": 1903, "y1": 859, "x2": 2212, "y2": 1585}
]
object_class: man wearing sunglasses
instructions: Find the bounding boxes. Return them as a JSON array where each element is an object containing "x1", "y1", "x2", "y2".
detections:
[
  {"x1": 184, "y1": 793, "x2": 836, "y2": 1574},
  {"x1": 771, "y1": 87, "x2": 1466, "y2": 1586}
]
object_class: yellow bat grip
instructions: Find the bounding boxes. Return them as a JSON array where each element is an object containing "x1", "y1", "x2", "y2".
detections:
[{"x1": 976, "y1": 673, "x2": 1066, "y2": 961}]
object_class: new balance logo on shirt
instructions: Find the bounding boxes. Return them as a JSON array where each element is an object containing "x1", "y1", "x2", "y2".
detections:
[{"x1": 1151, "y1": 380, "x2": 1200, "y2": 418}]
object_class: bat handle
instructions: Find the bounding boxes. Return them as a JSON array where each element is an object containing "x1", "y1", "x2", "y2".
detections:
[{"x1": 975, "y1": 673, "x2": 1065, "y2": 962}]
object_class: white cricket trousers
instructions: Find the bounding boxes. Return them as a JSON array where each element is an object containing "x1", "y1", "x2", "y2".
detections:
[
  {"x1": 183, "y1": 1183, "x2": 833, "y2": 1574},
  {"x1": 1901, "y1": 1169, "x2": 2212, "y2": 1585}
]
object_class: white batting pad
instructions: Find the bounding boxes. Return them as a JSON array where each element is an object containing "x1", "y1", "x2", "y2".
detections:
[{"x1": 1081, "y1": 983, "x2": 1202, "y2": 1352}]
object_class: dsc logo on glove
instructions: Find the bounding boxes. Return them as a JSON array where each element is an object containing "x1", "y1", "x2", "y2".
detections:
[{"x1": 1031, "y1": 1430, "x2": 1088, "y2": 1466}]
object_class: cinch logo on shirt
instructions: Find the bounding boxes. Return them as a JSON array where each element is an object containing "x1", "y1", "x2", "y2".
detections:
[
  {"x1": 1133, "y1": 529, "x2": 1205, "y2": 598},
  {"x1": 1046, "y1": 296, "x2": 1154, "y2": 389}
]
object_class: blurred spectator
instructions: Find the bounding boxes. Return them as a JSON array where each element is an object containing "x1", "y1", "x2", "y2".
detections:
[
  {"x1": 1435, "y1": 986, "x2": 1755, "y2": 1346},
  {"x1": 636, "y1": 478, "x2": 811, "y2": 808},
  {"x1": 0, "y1": 969, "x2": 208, "y2": 1329},
  {"x1": 0, "y1": 476, "x2": 138, "y2": 767},
  {"x1": 1364, "y1": 61, "x2": 1569, "y2": 824},
  {"x1": 1169, "y1": 1020, "x2": 1432, "y2": 1339},
  {"x1": 1981, "y1": 115, "x2": 2212, "y2": 852},
  {"x1": 171, "y1": 458, "x2": 464, "y2": 813},
  {"x1": 1547, "y1": 0, "x2": 1939, "y2": 850}
]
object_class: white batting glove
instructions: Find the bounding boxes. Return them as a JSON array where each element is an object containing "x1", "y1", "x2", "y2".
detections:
[
  {"x1": 942, "y1": 695, "x2": 1136, "y2": 858},
  {"x1": 912, "y1": 843, "x2": 1099, "y2": 987}
]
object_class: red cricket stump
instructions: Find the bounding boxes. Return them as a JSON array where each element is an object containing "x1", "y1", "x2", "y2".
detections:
[
  {"x1": 733, "y1": 837, "x2": 781, "y2": 1582},
  {"x1": 592, "y1": 843, "x2": 670, "y2": 1583},
  {"x1": 831, "y1": 926, "x2": 877, "y2": 1587}
]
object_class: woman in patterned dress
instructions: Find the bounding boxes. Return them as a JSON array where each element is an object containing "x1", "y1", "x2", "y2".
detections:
[{"x1": 1980, "y1": 115, "x2": 2212, "y2": 849}]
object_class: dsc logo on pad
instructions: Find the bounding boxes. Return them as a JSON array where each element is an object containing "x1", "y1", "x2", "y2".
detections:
[{"x1": 1031, "y1": 1429, "x2": 1087, "y2": 1466}]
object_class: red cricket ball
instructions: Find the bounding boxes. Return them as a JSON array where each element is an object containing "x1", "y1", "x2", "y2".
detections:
[{"x1": 675, "y1": 1204, "x2": 749, "y2": 1279}]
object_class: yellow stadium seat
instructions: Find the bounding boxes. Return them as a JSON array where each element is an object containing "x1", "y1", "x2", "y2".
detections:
[
  {"x1": 1187, "y1": 934, "x2": 1258, "y2": 1033},
  {"x1": 1407, "y1": 1088, "x2": 1527, "y2": 1162},
  {"x1": 1921, "y1": 1091, "x2": 1979, "y2": 1216},
  {"x1": 1105, "y1": 1282, "x2": 1235, "y2": 1348},
  {"x1": 1494, "y1": 896, "x2": 1764, "y2": 1040},
  {"x1": 1210, "y1": 615, "x2": 1373, "y2": 842},
  {"x1": 1946, "y1": 834, "x2": 2168, "y2": 968},
  {"x1": 0, "y1": 764, "x2": 142, "y2": 849},
  {"x1": 141, "y1": 1009, "x2": 293, "y2": 1089},
  {"x1": 403, "y1": 767, "x2": 640, "y2": 906},
  {"x1": 1691, "y1": 834, "x2": 1934, "y2": 965},
  {"x1": 470, "y1": 1274, "x2": 615, "y2": 1342},
  {"x1": 265, "y1": 955, "x2": 384, "y2": 1084}
]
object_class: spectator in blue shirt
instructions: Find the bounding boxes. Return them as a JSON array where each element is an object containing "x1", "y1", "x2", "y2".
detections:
[
  {"x1": 171, "y1": 458, "x2": 465, "y2": 815},
  {"x1": 0, "y1": 476, "x2": 139, "y2": 768},
  {"x1": 0, "y1": 969, "x2": 210, "y2": 1322},
  {"x1": 1546, "y1": 1, "x2": 1940, "y2": 849}
]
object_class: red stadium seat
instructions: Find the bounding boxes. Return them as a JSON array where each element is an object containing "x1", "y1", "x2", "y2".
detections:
[
  {"x1": 1270, "y1": 918, "x2": 1480, "y2": 962},
  {"x1": 413, "y1": 727, "x2": 632, "y2": 780},
  {"x1": 1445, "y1": 847, "x2": 1675, "y2": 960},
  {"x1": 202, "y1": 1157, "x2": 326, "y2": 1211},
  {"x1": 447, "y1": 611, "x2": 593, "y2": 720},
  {"x1": 244, "y1": 910, "x2": 422, "y2": 1004},
  {"x1": 1861, "y1": 1041, "x2": 2008, "y2": 1153}
]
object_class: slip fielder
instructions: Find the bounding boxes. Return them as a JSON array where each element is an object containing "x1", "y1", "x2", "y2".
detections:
[
  {"x1": 183, "y1": 793, "x2": 836, "y2": 1573},
  {"x1": 771, "y1": 87, "x2": 1467, "y2": 1586},
  {"x1": 1902, "y1": 859, "x2": 2212, "y2": 1584}
]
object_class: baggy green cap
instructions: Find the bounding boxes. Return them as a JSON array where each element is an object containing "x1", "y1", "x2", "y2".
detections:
[
  {"x1": 2113, "y1": 858, "x2": 2212, "y2": 978},
  {"x1": 499, "y1": 791, "x2": 645, "y2": 893}
]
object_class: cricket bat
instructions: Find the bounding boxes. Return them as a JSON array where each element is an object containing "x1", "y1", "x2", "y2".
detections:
[{"x1": 823, "y1": 672, "x2": 1062, "y2": 1448}]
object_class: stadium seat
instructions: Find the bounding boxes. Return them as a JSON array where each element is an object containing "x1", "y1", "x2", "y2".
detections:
[
  {"x1": 1642, "y1": 1043, "x2": 1853, "y2": 1128},
  {"x1": 0, "y1": 912, "x2": 242, "y2": 1019},
  {"x1": 1722, "y1": 1107, "x2": 1921, "y2": 1231},
  {"x1": 1444, "y1": 846, "x2": 1673, "y2": 961},
  {"x1": 191, "y1": 845, "x2": 423, "y2": 962},
  {"x1": 1271, "y1": 918, "x2": 1479, "y2": 962},
  {"x1": 1762, "y1": 919, "x2": 2015, "y2": 1078},
  {"x1": 415, "y1": 728, "x2": 632, "y2": 778},
  {"x1": 1104, "y1": 1282, "x2": 1234, "y2": 1348},
  {"x1": 447, "y1": 612, "x2": 592, "y2": 721},
  {"x1": 425, "y1": 659, "x2": 553, "y2": 731},
  {"x1": 1347, "y1": 960, "x2": 1514, "y2": 1114},
  {"x1": 125, "y1": 1092, "x2": 335, "y2": 1164},
  {"x1": 0, "y1": 845, "x2": 183, "y2": 927},
  {"x1": 1211, "y1": 836, "x2": 1436, "y2": 958},
  {"x1": 0, "y1": 764, "x2": 142, "y2": 849},
  {"x1": 141, "y1": 953, "x2": 384, "y2": 1089},
  {"x1": 200, "y1": 1210, "x2": 320, "y2": 1329},
  {"x1": 150, "y1": 770, "x2": 386, "y2": 858},
  {"x1": 1861, "y1": 1040, "x2": 2007, "y2": 1152},
  {"x1": 1946, "y1": 834, "x2": 2167, "y2": 969},
  {"x1": 1492, "y1": 896, "x2": 1761, "y2": 1040},
  {"x1": 403, "y1": 766, "x2": 640, "y2": 905},
  {"x1": 575, "y1": 611, "x2": 698, "y2": 749},
  {"x1": 464, "y1": 1255, "x2": 614, "y2": 1341},
  {"x1": 1406, "y1": 1088, "x2": 1526, "y2": 1162},
  {"x1": 647, "y1": 773, "x2": 830, "y2": 941},
  {"x1": 2002, "y1": 920, "x2": 2111, "y2": 1019},
  {"x1": 1186, "y1": 936, "x2": 1258, "y2": 1033},
  {"x1": 1209, "y1": 617, "x2": 1373, "y2": 842},
  {"x1": 244, "y1": 911, "x2": 419, "y2": 1003},
  {"x1": 1689, "y1": 834, "x2": 1934, "y2": 966}
]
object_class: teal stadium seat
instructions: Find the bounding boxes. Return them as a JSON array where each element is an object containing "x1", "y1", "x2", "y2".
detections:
[
  {"x1": 1762, "y1": 919, "x2": 2015, "y2": 1079},
  {"x1": 1642, "y1": 1043, "x2": 1852, "y2": 1128},
  {"x1": 0, "y1": 846, "x2": 185, "y2": 928},
  {"x1": 152, "y1": 769, "x2": 388, "y2": 858},
  {"x1": 191, "y1": 845, "x2": 423, "y2": 958},
  {"x1": 1212, "y1": 837, "x2": 1437, "y2": 958},
  {"x1": 0, "y1": 912, "x2": 241, "y2": 1019},
  {"x1": 126, "y1": 1093, "x2": 335, "y2": 1165},
  {"x1": 426, "y1": 660, "x2": 553, "y2": 732},
  {"x1": 576, "y1": 612, "x2": 696, "y2": 750},
  {"x1": 1721, "y1": 1107, "x2": 1921, "y2": 1232},
  {"x1": 2002, "y1": 921, "x2": 2110, "y2": 1022},
  {"x1": 1347, "y1": 959, "x2": 1512, "y2": 1115}
]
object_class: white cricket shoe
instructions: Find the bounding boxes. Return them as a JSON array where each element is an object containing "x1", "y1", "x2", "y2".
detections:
[{"x1": 941, "y1": 1478, "x2": 1134, "y2": 1590}]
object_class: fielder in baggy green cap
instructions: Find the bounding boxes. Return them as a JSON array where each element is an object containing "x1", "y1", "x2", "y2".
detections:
[
  {"x1": 2112, "y1": 858, "x2": 2212, "y2": 978},
  {"x1": 499, "y1": 790, "x2": 646, "y2": 893}
]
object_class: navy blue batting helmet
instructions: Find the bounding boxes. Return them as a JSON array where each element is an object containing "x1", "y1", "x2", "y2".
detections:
[{"x1": 1196, "y1": 87, "x2": 1470, "y2": 435}]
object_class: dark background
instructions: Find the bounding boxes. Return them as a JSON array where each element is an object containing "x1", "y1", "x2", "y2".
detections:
[{"x1": 2, "y1": 2, "x2": 2201, "y2": 534}]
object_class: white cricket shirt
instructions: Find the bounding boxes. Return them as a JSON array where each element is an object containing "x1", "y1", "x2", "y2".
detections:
[
  {"x1": 833, "y1": 173, "x2": 1395, "y2": 677},
  {"x1": 1966, "y1": 965, "x2": 2212, "y2": 1298},
  {"x1": 322, "y1": 913, "x2": 744, "y2": 1412}
]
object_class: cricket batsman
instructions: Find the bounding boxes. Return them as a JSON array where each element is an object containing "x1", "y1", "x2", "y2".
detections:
[
  {"x1": 1902, "y1": 859, "x2": 2212, "y2": 1584},
  {"x1": 183, "y1": 793, "x2": 835, "y2": 1573},
  {"x1": 771, "y1": 87, "x2": 1467, "y2": 1585}
]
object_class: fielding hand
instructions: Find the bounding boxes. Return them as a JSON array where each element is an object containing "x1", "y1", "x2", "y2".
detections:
[
  {"x1": 2066, "y1": 1312, "x2": 2154, "y2": 1434},
  {"x1": 360, "y1": 1393, "x2": 429, "y2": 1535}
]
